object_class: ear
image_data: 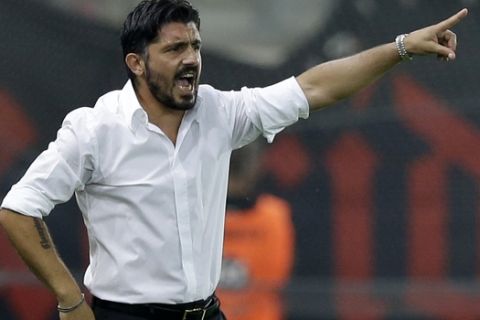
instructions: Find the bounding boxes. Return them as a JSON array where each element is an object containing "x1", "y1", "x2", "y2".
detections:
[{"x1": 125, "y1": 53, "x2": 146, "y2": 77}]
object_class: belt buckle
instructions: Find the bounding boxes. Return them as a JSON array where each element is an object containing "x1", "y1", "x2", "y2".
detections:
[{"x1": 182, "y1": 307, "x2": 206, "y2": 320}]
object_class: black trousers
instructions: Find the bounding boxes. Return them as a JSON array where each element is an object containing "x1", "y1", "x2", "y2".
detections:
[{"x1": 92, "y1": 296, "x2": 227, "y2": 320}]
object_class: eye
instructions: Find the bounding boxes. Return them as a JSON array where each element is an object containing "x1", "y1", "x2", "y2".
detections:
[
  {"x1": 170, "y1": 44, "x2": 184, "y2": 52},
  {"x1": 192, "y1": 42, "x2": 202, "y2": 51}
]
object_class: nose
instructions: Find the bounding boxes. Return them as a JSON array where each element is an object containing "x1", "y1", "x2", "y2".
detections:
[{"x1": 182, "y1": 46, "x2": 200, "y2": 66}]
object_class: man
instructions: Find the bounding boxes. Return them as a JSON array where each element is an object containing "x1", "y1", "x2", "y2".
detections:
[
  {"x1": 0, "y1": 0, "x2": 468, "y2": 319},
  {"x1": 218, "y1": 142, "x2": 294, "y2": 320}
]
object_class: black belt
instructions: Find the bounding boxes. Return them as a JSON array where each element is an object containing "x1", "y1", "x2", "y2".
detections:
[{"x1": 92, "y1": 295, "x2": 220, "y2": 320}]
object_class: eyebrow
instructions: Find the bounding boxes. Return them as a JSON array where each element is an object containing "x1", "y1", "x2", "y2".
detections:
[
  {"x1": 191, "y1": 39, "x2": 202, "y2": 47},
  {"x1": 164, "y1": 38, "x2": 202, "y2": 48}
]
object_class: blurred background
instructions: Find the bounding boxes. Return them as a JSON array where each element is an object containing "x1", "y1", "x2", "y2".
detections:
[{"x1": 1, "y1": 0, "x2": 480, "y2": 319}]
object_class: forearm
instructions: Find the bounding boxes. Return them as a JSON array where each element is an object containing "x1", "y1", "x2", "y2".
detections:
[
  {"x1": 0, "y1": 208, "x2": 82, "y2": 306},
  {"x1": 297, "y1": 42, "x2": 401, "y2": 111}
]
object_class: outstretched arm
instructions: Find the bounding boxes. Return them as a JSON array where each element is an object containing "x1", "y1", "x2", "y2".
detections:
[
  {"x1": 0, "y1": 209, "x2": 95, "y2": 320},
  {"x1": 297, "y1": 8, "x2": 468, "y2": 111}
]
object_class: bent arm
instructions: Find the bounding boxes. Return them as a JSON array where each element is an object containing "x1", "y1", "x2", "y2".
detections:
[
  {"x1": 0, "y1": 208, "x2": 87, "y2": 313},
  {"x1": 0, "y1": 109, "x2": 97, "y2": 318}
]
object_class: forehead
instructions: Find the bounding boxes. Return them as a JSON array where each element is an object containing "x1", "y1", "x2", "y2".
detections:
[{"x1": 156, "y1": 22, "x2": 200, "y2": 44}]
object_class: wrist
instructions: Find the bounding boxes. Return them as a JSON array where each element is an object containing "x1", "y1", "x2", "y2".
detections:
[
  {"x1": 55, "y1": 286, "x2": 83, "y2": 306},
  {"x1": 57, "y1": 293, "x2": 85, "y2": 313},
  {"x1": 395, "y1": 34, "x2": 413, "y2": 61}
]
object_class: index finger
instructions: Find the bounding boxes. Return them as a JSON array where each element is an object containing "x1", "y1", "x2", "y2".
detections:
[{"x1": 436, "y1": 8, "x2": 468, "y2": 31}]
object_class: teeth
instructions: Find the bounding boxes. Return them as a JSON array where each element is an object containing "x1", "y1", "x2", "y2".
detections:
[
  {"x1": 176, "y1": 71, "x2": 195, "y2": 91},
  {"x1": 176, "y1": 79, "x2": 193, "y2": 90},
  {"x1": 180, "y1": 72, "x2": 195, "y2": 78}
]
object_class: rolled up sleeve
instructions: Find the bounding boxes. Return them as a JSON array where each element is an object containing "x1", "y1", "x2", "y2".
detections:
[
  {"x1": 226, "y1": 77, "x2": 309, "y2": 148},
  {"x1": 1, "y1": 108, "x2": 96, "y2": 218},
  {"x1": 246, "y1": 77, "x2": 309, "y2": 143}
]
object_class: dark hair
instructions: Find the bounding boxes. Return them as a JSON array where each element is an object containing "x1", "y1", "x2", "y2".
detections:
[{"x1": 121, "y1": 0, "x2": 201, "y2": 81}]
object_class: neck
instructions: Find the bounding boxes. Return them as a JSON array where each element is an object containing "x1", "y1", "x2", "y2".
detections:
[{"x1": 135, "y1": 82, "x2": 185, "y2": 144}]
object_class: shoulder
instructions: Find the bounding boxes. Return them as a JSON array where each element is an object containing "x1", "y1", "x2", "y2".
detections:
[
  {"x1": 62, "y1": 107, "x2": 99, "y2": 129},
  {"x1": 195, "y1": 85, "x2": 231, "y2": 118},
  {"x1": 197, "y1": 84, "x2": 244, "y2": 104},
  {"x1": 62, "y1": 90, "x2": 122, "y2": 131},
  {"x1": 198, "y1": 84, "x2": 223, "y2": 103},
  {"x1": 196, "y1": 84, "x2": 246, "y2": 116}
]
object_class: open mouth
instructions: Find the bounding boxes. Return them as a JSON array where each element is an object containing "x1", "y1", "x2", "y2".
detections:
[{"x1": 175, "y1": 71, "x2": 196, "y2": 94}]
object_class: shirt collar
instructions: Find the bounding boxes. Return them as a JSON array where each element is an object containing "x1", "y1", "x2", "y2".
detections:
[
  {"x1": 119, "y1": 80, "x2": 148, "y2": 132},
  {"x1": 119, "y1": 80, "x2": 203, "y2": 132}
]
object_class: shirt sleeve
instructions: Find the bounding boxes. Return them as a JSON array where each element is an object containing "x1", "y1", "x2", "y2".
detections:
[
  {"x1": 1, "y1": 108, "x2": 97, "y2": 218},
  {"x1": 222, "y1": 77, "x2": 309, "y2": 149}
]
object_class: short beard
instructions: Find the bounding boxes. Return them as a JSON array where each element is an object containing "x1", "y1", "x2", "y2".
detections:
[{"x1": 145, "y1": 63, "x2": 197, "y2": 111}]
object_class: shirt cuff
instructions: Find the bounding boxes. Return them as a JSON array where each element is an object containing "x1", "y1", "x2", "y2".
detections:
[
  {"x1": 290, "y1": 77, "x2": 310, "y2": 120},
  {"x1": 252, "y1": 77, "x2": 310, "y2": 143},
  {"x1": 1, "y1": 185, "x2": 54, "y2": 218}
]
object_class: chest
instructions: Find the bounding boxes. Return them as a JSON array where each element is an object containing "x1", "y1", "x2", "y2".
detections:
[{"x1": 94, "y1": 121, "x2": 230, "y2": 185}]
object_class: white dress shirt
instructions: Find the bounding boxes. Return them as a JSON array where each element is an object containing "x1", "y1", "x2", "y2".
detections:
[{"x1": 1, "y1": 77, "x2": 309, "y2": 304}]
